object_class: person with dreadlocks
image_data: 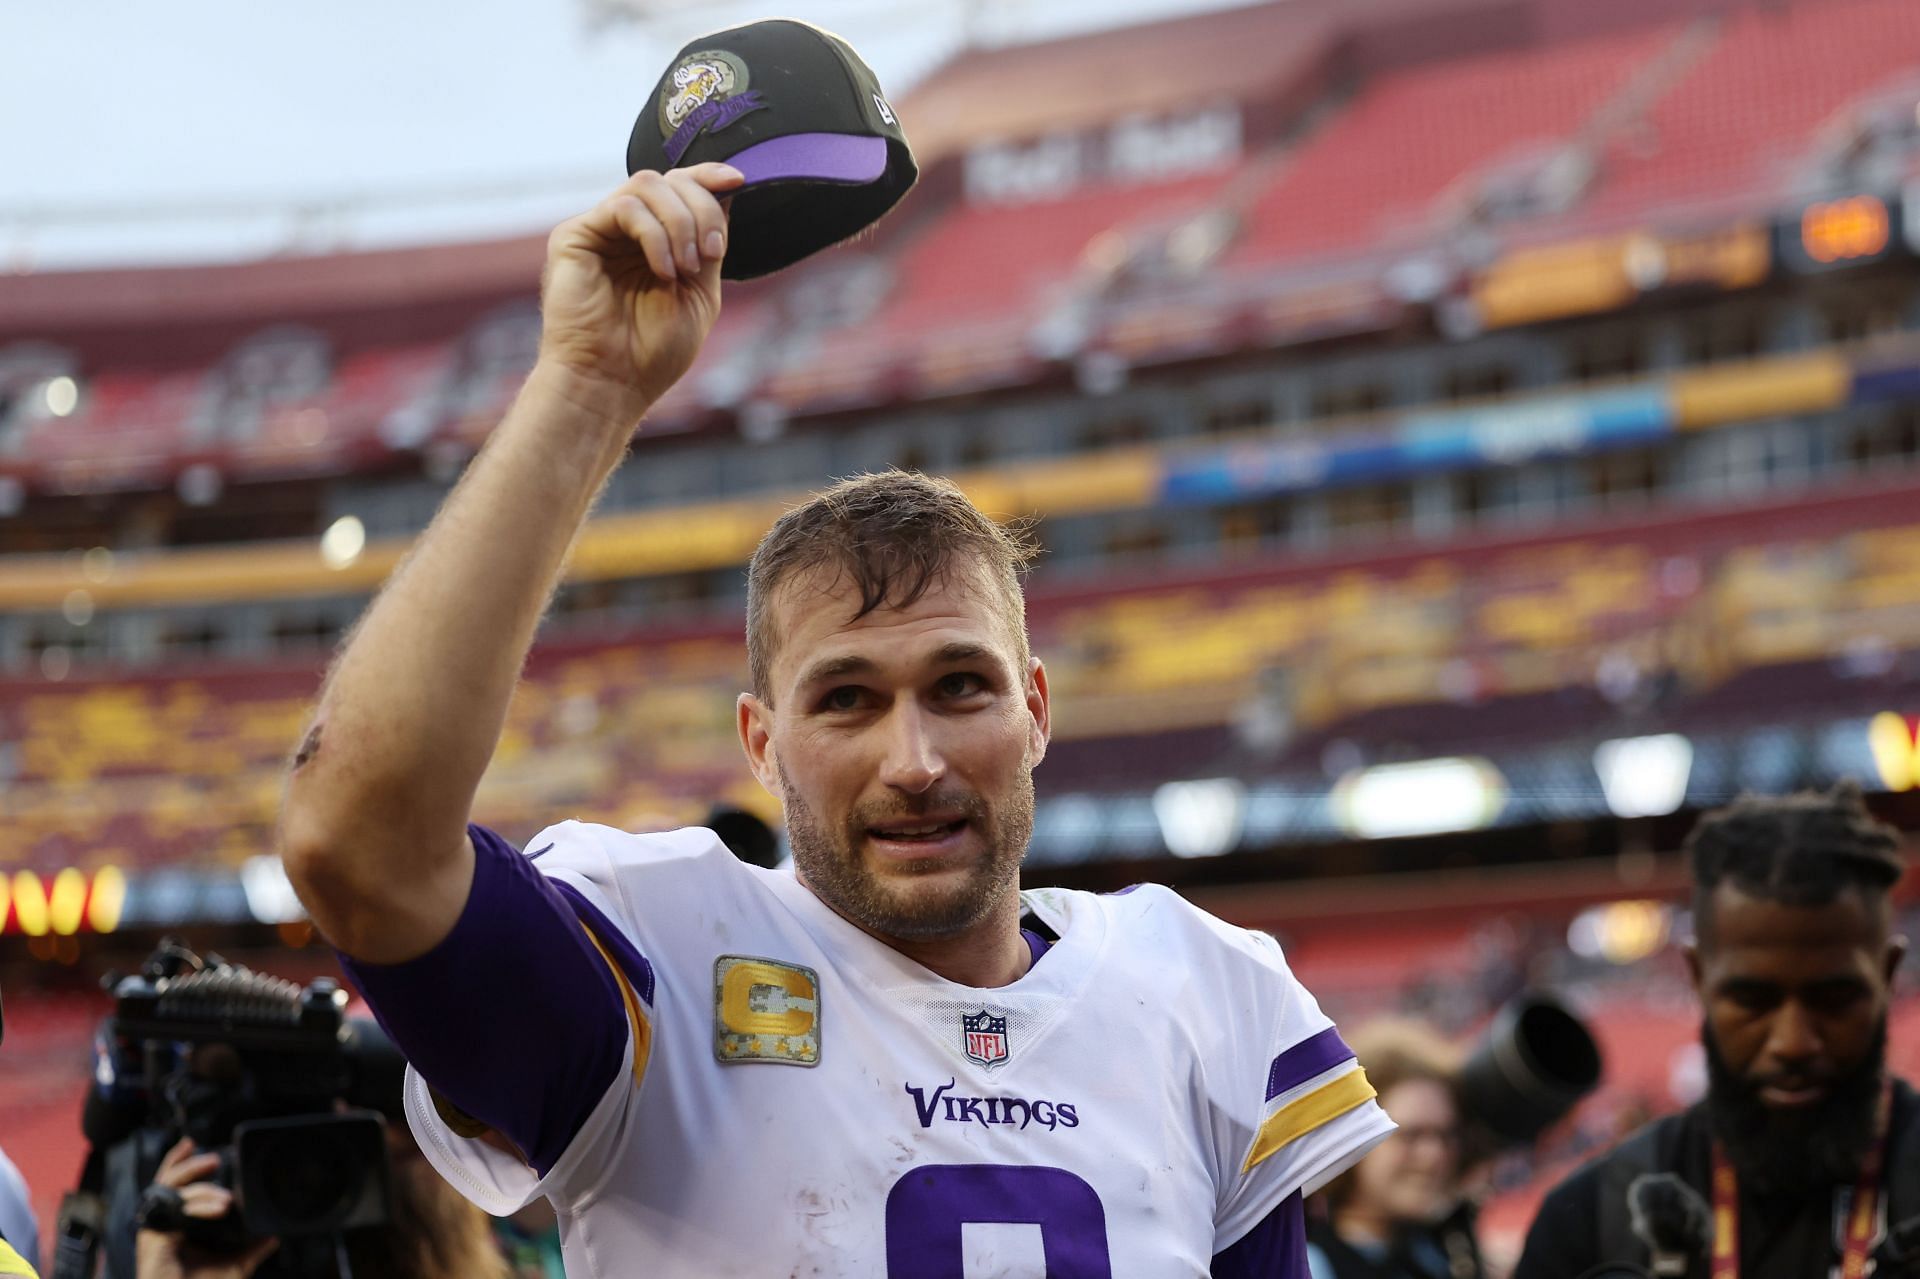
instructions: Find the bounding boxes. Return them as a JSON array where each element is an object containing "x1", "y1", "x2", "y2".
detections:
[{"x1": 1514, "y1": 782, "x2": 1915, "y2": 1279}]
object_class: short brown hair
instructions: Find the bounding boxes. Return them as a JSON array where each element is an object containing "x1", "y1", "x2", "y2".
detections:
[{"x1": 745, "y1": 470, "x2": 1039, "y2": 701}]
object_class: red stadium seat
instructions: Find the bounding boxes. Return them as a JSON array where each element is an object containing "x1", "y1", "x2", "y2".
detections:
[
  {"x1": 882, "y1": 172, "x2": 1240, "y2": 332},
  {"x1": 18, "y1": 369, "x2": 206, "y2": 489},
  {"x1": 1229, "y1": 24, "x2": 1674, "y2": 268},
  {"x1": 769, "y1": 169, "x2": 1242, "y2": 401},
  {"x1": 234, "y1": 341, "x2": 454, "y2": 474},
  {"x1": 1581, "y1": 0, "x2": 1920, "y2": 221}
]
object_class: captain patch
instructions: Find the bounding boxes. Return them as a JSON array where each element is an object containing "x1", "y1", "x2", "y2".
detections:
[{"x1": 714, "y1": 955, "x2": 821, "y2": 1066}]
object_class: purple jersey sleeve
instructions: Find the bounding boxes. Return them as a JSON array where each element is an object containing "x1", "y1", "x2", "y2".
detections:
[
  {"x1": 1212, "y1": 1193, "x2": 1308, "y2": 1278},
  {"x1": 337, "y1": 824, "x2": 643, "y2": 1176}
]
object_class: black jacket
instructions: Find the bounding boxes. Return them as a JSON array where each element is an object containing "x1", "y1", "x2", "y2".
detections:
[{"x1": 1514, "y1": 1077, "x2": 1919, "y2": 1279}]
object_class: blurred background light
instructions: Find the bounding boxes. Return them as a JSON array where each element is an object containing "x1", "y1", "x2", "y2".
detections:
[
  {"x1": 1593, "y1": 734, "x2": 1694, "y2": 818},
  {"x1": 41, "y1": 375, "x2": 77, "y2": 418},
  {"x1": 1331, "y1": 758, "x2": 1507, "y2": 839},
  {"x1": 240, "y1": 855, "x2": 307, "y2": 925},
  {"x1": 1152, "y1": 778, "x2": 1246, "y2": 858},
  {"x1": 1868, "y1": 711, "x2": 1920, "y2": 791},
  {"x1": 1566, "y1": 900, "x2": 1673, "y2": 965},
  {"x1": 320, "y1": 514, "x2": 366, "y2": 569}
]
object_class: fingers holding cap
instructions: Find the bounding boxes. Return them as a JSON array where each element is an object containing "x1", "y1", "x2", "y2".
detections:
[
  {"x1": 683, "y1": 162, "x2": 745, "y2": 193},
  {"x1": 607, "y1": 194, "x2": 680, "y2": 281},
  {"x1": 664, "y1": 167, "x2": 734, "y2": 262},
  {"x1": 555, "y1": 165, "x2": 744, "y2": 279},
  {"x1": 630, "y1": 170, "x2": 703, "y2": 276},
  {"x1": 625, "y1": 165, "x2": 740, "y2": 261}
]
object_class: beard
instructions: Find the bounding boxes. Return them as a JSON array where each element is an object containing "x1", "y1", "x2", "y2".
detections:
[
  {"x1": 781, "y1": 770, "x2": 1034, "y2": 942},
  {"x1": 1702, "y1": 1017, "x2": 1888, "y2": 1200}
]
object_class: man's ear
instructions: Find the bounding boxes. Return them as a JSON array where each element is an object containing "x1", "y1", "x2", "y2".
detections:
[
  {"x1": 1025, "y1": 657, "x2": 1051, "y2": 767},
  {"x1": 1683, "y1": 938, "x2": 1704, "y2": 996},
  {"x1": 1885, "y1": 933, "x2": 1908, "y2": 987},
  {"x1": 737, "y1": 693, "x2": 779, "y2": 797}
]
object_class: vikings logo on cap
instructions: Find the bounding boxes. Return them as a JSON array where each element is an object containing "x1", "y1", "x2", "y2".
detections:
[{"x1": 658, "y1": 49, "x2": 767, "y2": 166}]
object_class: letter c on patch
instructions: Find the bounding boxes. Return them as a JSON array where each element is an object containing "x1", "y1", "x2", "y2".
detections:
[{"x1": 719, "y1": 959, "x2": 817, "y2": 1036}]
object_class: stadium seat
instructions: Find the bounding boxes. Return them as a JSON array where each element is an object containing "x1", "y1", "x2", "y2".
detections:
[
  {"x1": 764, "y1": 169, "x2": 1242, "y2": 403},
  {"x1": 20, "y1": 483, "x2": 1920, "y2": 873},
  {"x1": 1230, "y1": 24, "x2": 1674, "y2": 268},
  {"x1": 1580, "y1": 0, "x2": 1920, "y2": 221},
  {"x1": 234, "y1": 341, "x2": 454, "y2": 472},
  {"x1": 17, "y1": 369, "x2": 206, "y2": 489}
]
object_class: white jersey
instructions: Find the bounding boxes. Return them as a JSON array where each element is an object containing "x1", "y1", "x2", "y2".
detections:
[{"x1": 407, "y1": 821, "x2": 1392, "y2": 1276}]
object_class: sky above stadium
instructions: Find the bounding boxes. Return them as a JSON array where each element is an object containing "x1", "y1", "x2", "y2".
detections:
[{"x1": 3, "y1": 0, "x2": 1253, "y2": 270}]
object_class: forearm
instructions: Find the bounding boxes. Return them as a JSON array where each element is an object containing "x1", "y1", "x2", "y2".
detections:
[{"x1": 280, "y1": 364, "x2": 644, "y2": 952}]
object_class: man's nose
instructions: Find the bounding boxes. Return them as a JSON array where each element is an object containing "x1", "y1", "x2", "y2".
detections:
[
  {"x1": 877, "y1": 701, "x2": 944, "y2": 794},
  {"x1": 1761, "y1": 1000, "x2": 1823, "y2": 1071}
]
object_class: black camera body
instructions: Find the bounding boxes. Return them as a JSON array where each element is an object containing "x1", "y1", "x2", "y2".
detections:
[
  {"x1": 58, "y1": 943, "x2": 402, "y2": 1279},
  {"x1": 128, "y1": 1113, "x2": 392, "y2": 1255}
]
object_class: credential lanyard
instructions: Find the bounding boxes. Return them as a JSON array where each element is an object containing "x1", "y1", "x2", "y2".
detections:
[{"x1": 1709, "y1": 1079, "x2": 1893, "y2": 1279}]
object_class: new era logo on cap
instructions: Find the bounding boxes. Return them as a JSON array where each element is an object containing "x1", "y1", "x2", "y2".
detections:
[{"x1": 627, "y1": 19, "x2": 919, "y2": 279}]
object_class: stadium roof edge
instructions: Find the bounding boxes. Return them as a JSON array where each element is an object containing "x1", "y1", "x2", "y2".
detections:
[
  {"x1": 894, "y1": 0, "x2": 1342, "y2": 162},
  {"x1": 0, "y1": 232, "x2": 550, "y2": 340},
  {"x1": 888, "y1": 0, "x2": 1729, "y2": 162}
]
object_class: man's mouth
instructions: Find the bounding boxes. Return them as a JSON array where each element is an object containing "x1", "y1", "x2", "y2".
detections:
[
  {"x1": 1757, "y1": 1080, "x2": 1828, "y2": 1107},
  {"x1": 865, "y1": 817, "x2": 970, "y2": 851}
]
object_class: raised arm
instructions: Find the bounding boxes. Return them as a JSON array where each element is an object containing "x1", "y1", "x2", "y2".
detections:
[{"x1": 278, "y1": 164, "x2": 742, "y2": 962}]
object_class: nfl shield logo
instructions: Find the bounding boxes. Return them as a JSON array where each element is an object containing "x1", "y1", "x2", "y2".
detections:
[{"x1": 962, "y1": 1009, "x2": 1010, "y2": 1069}]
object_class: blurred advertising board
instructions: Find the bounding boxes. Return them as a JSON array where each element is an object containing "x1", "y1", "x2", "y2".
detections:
[{"x1": 1470, "y1": 223, "x2": 1770, "y2": 330}]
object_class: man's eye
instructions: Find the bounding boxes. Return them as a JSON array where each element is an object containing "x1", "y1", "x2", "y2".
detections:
[
  {"x1": 1807, "y1": 985, "x2": 1868, "y2": 1015},
  {"x1": 823, "y1": 687, "x2": 865, "y2": 711},
  {"x1": 938, "y1": 673, "x2": 985, "y2": 698},
  {"x1": 1725, "y1": 986, "x2": 1778, "y2": 1012}
]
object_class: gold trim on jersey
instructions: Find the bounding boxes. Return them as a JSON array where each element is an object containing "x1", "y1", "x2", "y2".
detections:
[
  {"x1": 1241, "y1": 1065, "x2": 1378, "y2": 1173},
  {"x1": 0, "y1": 1237, "x2": 36, "y2": 1277},
  {"x1": 581, "y1": 920, "x2": 654, "y2": 1086}
]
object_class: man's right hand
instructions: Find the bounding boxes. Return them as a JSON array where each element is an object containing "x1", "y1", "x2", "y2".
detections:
[{"x1": 537, "y1": 163, "x2": 744, "y2": 420}]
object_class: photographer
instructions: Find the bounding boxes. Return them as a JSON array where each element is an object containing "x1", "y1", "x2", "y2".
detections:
[
  {"x1": 134, "y1": 1140, "x2": 277, "y2": 1279},
  {"x1": 132, "y1": 1128, "x2": 507, "y2": 1279},
  {"x1": 1514, "y1": 785, "x2": 1917, "y2": 1279},
  {"x1": 1308, "y1": 1020, "x2": 1485, "y2": 1279},
  {"x1": 60, "y1": 944, "x2": 509, "y2": 1279}
]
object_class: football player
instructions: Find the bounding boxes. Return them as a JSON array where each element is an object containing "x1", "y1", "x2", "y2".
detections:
[{"x1": 280, "y1": 164, "x2": 1392, "y2": 1276}]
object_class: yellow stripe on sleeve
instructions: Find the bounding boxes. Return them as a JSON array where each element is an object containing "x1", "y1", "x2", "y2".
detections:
[
  {"x1": 579, "y1": 921, "x2": 654, "y2": 1087},
  {"x1": 1241, "y1": 1067, "x2": 1378, "y2": 1174},
  {"x1": 0, "y1": 1238, "x2": 37, "y2": 1277}
]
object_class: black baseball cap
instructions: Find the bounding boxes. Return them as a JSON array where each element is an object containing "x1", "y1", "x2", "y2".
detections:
[{"x1": 627, "y1": 19, "x2": 918, "y2": 280}]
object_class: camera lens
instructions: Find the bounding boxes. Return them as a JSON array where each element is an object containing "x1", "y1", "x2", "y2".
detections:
[
  {"x1": 234, "y1": 1111, "x2": 390, "y2": 1236},
  {"x1": 1510, "y1": 998, "x2": 1601, "y2": 1095},
  {"x1": 260, "y1": 1128, "x2": 368, "y2": 1229},
  {"x1": 1457, "y1": 992, "x2": 1603, "y2": 1146}
]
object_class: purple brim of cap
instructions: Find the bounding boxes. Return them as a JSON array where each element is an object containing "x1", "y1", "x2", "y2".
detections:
[{"x1": 729, "y1": 132, "x2": 888, "y2": 186}]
